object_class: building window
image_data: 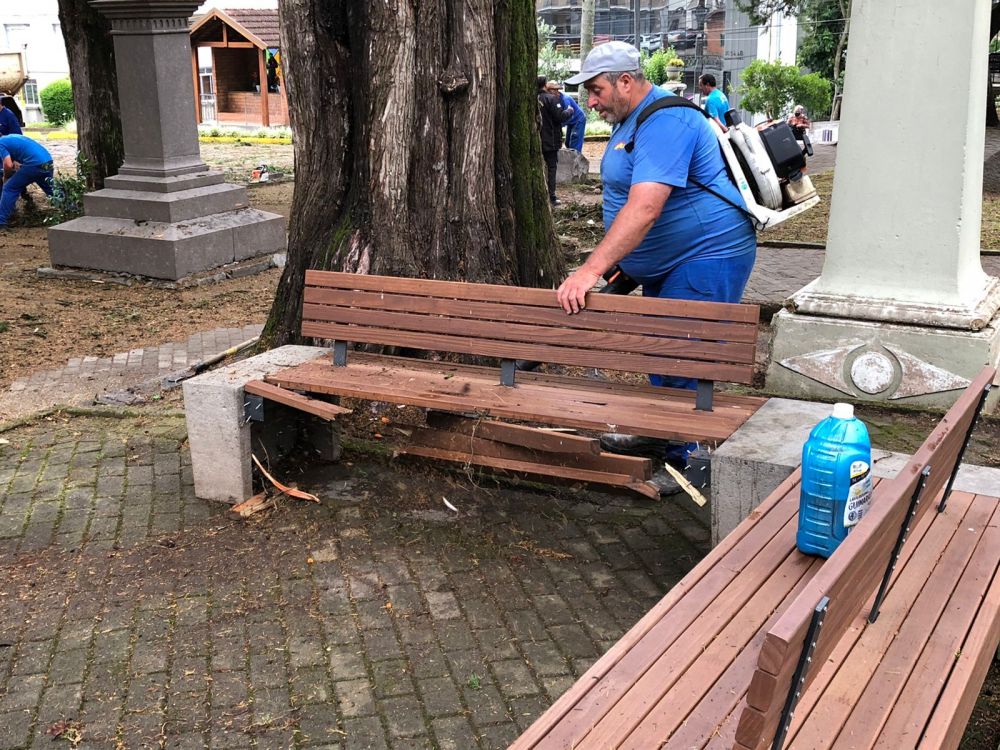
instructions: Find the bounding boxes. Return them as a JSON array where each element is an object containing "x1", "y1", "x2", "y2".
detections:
[
  {"x1": 21, "y1": 80, "x2": 39, "y2": 107},
  {"x1": 199, "y1": 67, "x2": 214, "y2": 95},
  {"x1": 4, "y1": 24, "x2": 30, "y2": 48}
]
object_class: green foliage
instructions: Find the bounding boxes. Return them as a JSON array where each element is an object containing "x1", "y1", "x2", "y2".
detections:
[
  {"x1": 536, "y1": 17, "x2": 572, "y2": 83},
  {"x1": 39, "y1": 80, "x2": 75, "y2": 127},
  {"x1": 734, "y1": 0, "x2": 807, "y2": 26},
  {"x1": 738, "y1": 59, "x2": 831, "y2": 120},
  {"x1": 45, "y1": 152, "x2": 91, "y2": 225},
  {"x1": 642, "y1": 47, "x2": 680, "y2": 86}
]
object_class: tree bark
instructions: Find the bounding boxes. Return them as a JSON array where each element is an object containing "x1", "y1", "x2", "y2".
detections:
[
  {"x1": 579, "y1": 0, "x2": 595, "y2": 113},
  {"x1": 830, "y1": 0, "x2": 850, "y2": 121},
  {"x1": 57, "y1": 0, "x2": 123, "y2": 190},
  {"x1": 261, "y1": 0, "x2": 564, "y2": 348}
]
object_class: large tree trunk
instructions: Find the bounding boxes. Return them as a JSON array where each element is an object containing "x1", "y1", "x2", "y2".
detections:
[
  {"x1": 988, "y1": 3, "x2": 1000, "y2": 127},
  {"x1": 579, "y1": 0, "x2": 595, "y2": 113},
  {"x1": 261, "y1": 0, "x2": 564, "y2": 348},
  {"x1": 57, "y1": 0, "x2": 123, "y2": 190}
]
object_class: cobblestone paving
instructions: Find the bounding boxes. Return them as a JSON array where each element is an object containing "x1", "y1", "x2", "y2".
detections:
[
  {"x1": 0, "y1": 415, "x2": 710, "y2": 750},
  {"x1": 0, "y1": 325, "x2": 263, "y2": 422}
]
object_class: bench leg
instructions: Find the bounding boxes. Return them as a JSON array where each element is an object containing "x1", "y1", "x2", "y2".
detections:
[
  {"x1": 500, "y1": 359, "x2": 516, "y2": 387},
  {"x1": 332, "y1": 341, "x2": 348, "y2": 367},
  {"x1": 695, "y1": 380, "x2": 714, "y2": 412}
]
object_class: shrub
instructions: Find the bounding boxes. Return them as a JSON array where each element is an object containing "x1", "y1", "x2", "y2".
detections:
[
  {"x1": 39, "y1": 80, "x2": 75, "y2": 127},
  {"x1": 739, "y1": 59, "x2": 832, "y2": 120},
  {"x1": 46, "y1": 152, "x2": 91, "y2": 225}
]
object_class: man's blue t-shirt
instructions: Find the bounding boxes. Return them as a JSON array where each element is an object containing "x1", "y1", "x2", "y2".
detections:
[
  {"x1": 0, "y1": 134, "x2": 52, "y2": 168},
  {"x1": 601, "y1": 87, "x2": 755, "y2": 284},
  {"x1": 704, "y1": 88, "x2": 729, "y2": 122},
  {"x1": 0, "y1": 108, "x2": 21, "y2": 136},
  {"x1": 560, "y1": 92, "x2": 586, "y2": 125}
]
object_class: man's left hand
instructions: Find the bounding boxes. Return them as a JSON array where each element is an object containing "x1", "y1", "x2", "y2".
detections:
[{"x1": 556, "y1": 268, "x2": 600, "y2": 314}]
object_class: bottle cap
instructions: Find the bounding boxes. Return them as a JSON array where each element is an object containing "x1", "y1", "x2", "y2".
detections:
[{"x1": 831, "y1": 403, "x2": 854, "y2": 420}]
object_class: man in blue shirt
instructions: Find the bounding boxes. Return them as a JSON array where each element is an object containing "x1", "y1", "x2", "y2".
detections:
[
  {"x1": 699, "y1": 73, "x2": 730, "y2": 131},
  {"x1": 0, "y1": 96, "x2": 23, "y2": 136},
  {"x1": 547, "y1": 81, "x2": 587, "y2": 152},
  {"x1": 559, "y1": 42, "x2": 756, "y2": 470},
  {"x1": 0, "y1": 134, "x2": 54, "y2": 228}
]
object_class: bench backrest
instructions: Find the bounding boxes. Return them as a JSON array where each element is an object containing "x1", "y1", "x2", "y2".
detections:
[
  {"x1": 301, "y1": 271, "x2": 760, "y2": 384},
  {"x1": 733, "y1": 365, "x2": 996, "y2": 750}
]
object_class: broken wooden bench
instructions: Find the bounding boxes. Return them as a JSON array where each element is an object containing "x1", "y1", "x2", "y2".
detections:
[
  {"x1": 243, "y1": 270, "x2": 766, "y2": 498},
  {"x1": 510, "y1": 366, "x2": 999, "y2": 750}
]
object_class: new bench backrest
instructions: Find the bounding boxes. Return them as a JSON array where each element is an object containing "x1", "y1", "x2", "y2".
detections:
[
  {"x1": 733, "y1": 365, "x2": 997, "y2": 750},
  {"x1": 301, "y1": 271, "x2": 760, "y2": 384}
]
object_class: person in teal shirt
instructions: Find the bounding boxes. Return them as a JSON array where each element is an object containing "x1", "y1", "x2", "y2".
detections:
[
  {"x1": 0, "y1": 134, "x2": 54, "y2": 228},
  {"x1": 698, "y1": 73, "x2": 729, "y2": 130}
]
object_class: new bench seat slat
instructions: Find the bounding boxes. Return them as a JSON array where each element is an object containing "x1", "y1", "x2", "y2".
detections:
[
  {"x1": 302, "y1": 303, "x2": 756, "y2": 364},
  {"x1": 303, "y1": 286, "x2": 759, "y2": 343},
  {"x1": 509, "y1": 470, "x2": 804, "y2": 750},
  {"x1": 266, "y1": 356, "x2": 758, "y2": 443},
  {"x1": 302, "y1": 321, "x2": 754, "y2": 384},
  {"x1": 305, "y1": 270, "x2": 760, "y2": 323},
  {"x1": 872, "y1": 498, "x2": 1000, "y2": 749}
]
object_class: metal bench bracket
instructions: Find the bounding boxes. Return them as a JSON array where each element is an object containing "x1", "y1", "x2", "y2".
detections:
[
  {"x1": 938, "y1": 381, "x2": 991, "y2": 513},
  {"x1": 695, "y1": 380, "x2": 714, "y2": 412},
  {"x1": 869, "y1": 465, "x2": 929, "y2": 624},
  {"x1": 500, "y1": 359, "x2": 516, "y2": 387},
  {"x1": 772, "y1": 596, "x2": 829, "y2": 750},
  {"x1": 332, "y1": 341, "x2": 348, "y2": 367}
]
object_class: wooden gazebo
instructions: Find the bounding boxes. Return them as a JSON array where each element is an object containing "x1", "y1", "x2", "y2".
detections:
[{"x1": 189, "y1": 8, "x2": 289, "y2": 127}]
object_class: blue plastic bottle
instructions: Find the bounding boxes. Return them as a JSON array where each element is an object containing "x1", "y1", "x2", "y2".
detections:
[{"x1": 797, "y1": 403, "x2": 873, "y2": 558}]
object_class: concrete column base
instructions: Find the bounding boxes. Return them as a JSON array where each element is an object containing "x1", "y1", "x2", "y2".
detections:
[
  {"x1": 766, "y1": 308, "x2": 1000, "y2": 412},
  {"x1": 48, "y1": 171, "x2": 286, "y2": 281},
  {"x1": 710, "y1": 396, "x2": 1000, "y2": 545},
  {"x1": 182, "y1": 345, "x2": 329, "y2": 504}
]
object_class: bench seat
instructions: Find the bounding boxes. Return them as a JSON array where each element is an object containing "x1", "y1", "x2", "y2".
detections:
[
  {"x1": 511, "y1": 470, "x2": 1000, "y2": 749},
  {"x1": 265, "y1": 352, "x2": 765, "y2": 444}
]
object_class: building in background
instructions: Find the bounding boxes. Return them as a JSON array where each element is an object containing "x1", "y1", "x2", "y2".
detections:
[
  {"x1": 535, "y1": 0, "x2": 801, "y2": 122},
  {"x1": 1, "y1": 0, "x2": 70, "y2": 123}
]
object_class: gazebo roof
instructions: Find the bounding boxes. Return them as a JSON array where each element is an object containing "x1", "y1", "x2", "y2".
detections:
[{"x1": 189, "y1": 7, "x2": 280, "y2": 50}]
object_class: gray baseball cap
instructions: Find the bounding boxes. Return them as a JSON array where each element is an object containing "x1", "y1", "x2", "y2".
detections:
[{"x1": 565, "y1": 41, "x2": 641, "y2": 86}]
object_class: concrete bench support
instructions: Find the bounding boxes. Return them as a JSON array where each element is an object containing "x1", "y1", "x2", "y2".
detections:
[
  {"x1": 182, "y1": 345, "x2": 328, "y2": 503},
  {"x1": 711, "y1": 396, "x2": 1000, "y2": 546}
]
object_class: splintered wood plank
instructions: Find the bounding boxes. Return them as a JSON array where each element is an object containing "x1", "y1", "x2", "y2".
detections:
[
  {"x1": 620, "y1": 555, "x2": 823, "y2": 749},
  {"x1": 918, "y1": 503, "x2": 1000, "y2": 750},
  {"x1": 302, "y1": 303, "x2": 756, "y2": 364},
  {"x1": 303, "y1": 286, "x2": 759, "y2": 342},
  {"x1": 404, "y1": 425, "x2": 652, "y2": 480},
  {"x1": 566, "y1": 518, "x2": 804, "y2": 750},
  {"x1": 265, "y1": 359, "x2": 756, "y2": 443},
  {"x1": 305, "y1": 270, "x2": 761, "y2": 323},
  {"x1": 301, "y1": 321, "x2": 753, "y2": 383},
  {"x1": 243, "y1": 380, "x2": 351, "y2": 420},
  {"x1": 784, "y1": 490, "x2": 974, "y2": 750},
  {"x1": 424, "y1": 412, "x2": 602, "y2": 455},
  {"x1": 508, "y1": 471, "x2": 803, "y2": 750},
  {"x1": 873, "y1": 499, "x2": 1000, "y2": 750},
  {"x1": 396, "y1": 443, "x2": 660, "y2": 499}
]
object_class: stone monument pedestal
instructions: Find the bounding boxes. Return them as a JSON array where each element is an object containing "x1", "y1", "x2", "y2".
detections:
[{"x1": 48, "y1": 0, "x2": 285, "y2": 281}]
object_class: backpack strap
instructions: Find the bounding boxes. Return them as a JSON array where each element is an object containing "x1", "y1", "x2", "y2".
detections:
[{"x1": 623, "y1": 95, "x2": 758, "y2": 228}]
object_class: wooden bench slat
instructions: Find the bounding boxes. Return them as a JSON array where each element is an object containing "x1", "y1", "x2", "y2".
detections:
[
  {"x1": 402, "y1": 425, "x2": 653, "y2": 480},
  {"x1": 243, "y1": 380, "x2": 351, "y2": 420},
  {"x1": 872, "y1": 498, "x2": 1000, "y2": 749},
  {"x1": 783, "y1": 490, "x2": 980, "y2": 750},
  {"x1": 266, "y1": 357, "x2": 756, "y2": 443},
  {"x1": 305, "y1": 270, "x2": 761, "y2": 323},
  {"x1": 617, "y1": 555, "x2": 823, "y2": 749},
  {"x1": 301, "y1": 321, "x2": 755, "y2": 383},
  {"x1": 508, "y1": 471, "x2": 804, "y2": 750},
  {"x1": 917, "y1": 528, "x2": 1000, "y2": 750},
  {"x1": 302, "y1": 302, "x2": 757, "y2": 365},
  {"x1": 397, "y1": 443, "x2": 660, "y2": 499},
  {"x1": 303, "y1": 286, "x2": 759, "y2": 343},
  {"x1": 425, "y1": 412, "x2": 603, "y2": 455}
]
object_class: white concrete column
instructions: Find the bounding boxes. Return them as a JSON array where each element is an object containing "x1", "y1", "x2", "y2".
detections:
[
  {"x1": 793, "y1": 0, "x2": 1000, "y2": 329},
  {"x1": 766, "y1": 0, "x2": 1000, "y2": 411}
]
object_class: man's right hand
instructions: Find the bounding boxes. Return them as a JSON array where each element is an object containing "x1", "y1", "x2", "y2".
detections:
[{"x1": 556, "y1": 268, "x2": 601, "y2": 314}]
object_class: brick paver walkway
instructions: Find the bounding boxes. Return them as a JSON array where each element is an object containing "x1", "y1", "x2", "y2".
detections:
[
  {"x1": 0, "y1": 325, "x2": 263, "y2": 423},
  {"x1": 0, "y1": 415, "x2": 709, "y2": 750}
]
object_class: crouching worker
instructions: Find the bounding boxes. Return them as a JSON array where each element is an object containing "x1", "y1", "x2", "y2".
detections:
[
  {"x1": 557, "y1": 42, "x2": 757, "y2": 493},
  {"x1": 0, "y1": 134, "x2": 54, "y2": 229}
]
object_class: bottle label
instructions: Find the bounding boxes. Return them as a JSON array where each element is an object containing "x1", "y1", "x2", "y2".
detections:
[{"x1": 844, "y1": 460, "x2": 873, "y2": 527}]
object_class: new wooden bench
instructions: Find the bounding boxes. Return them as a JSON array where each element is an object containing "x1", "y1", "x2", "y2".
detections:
[
  {"x1": 510, "y1": 366, "x2": 999, "y2": 750},
  {"x1": 245, "y1": 271, "x2": 766, "y2": 497}
]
